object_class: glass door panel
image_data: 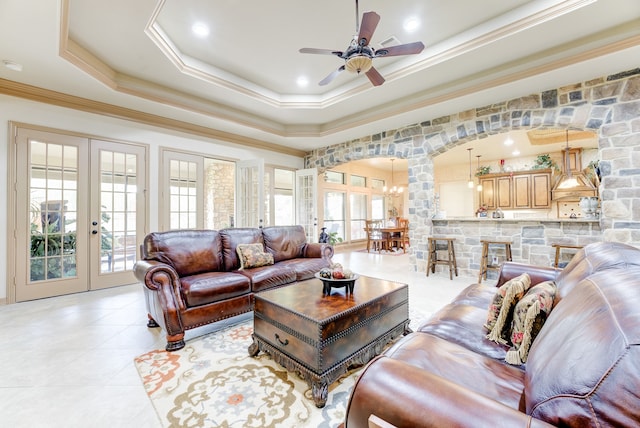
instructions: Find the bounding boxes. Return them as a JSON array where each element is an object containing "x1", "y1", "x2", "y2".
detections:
[
  {"x1": 90, "y1": 140, "x2": 146, "y2": 289},
  {"x1": 296, "y1": 168, "x2": 318, "y2": 242},
  {"x1": 15, "y1": 129, "x2": 88, "y2": 301}
]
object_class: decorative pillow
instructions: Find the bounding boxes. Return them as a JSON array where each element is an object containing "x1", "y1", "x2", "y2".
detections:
[
  {"x1": 485, "y1": 273, "x2": 531, "y2": 345},
  {"x1": 236, "y1": 243, "x2": 274, "y2": 270},
  {"x1": 505, "y1": 280, "x2": 557, "y2": 365}
]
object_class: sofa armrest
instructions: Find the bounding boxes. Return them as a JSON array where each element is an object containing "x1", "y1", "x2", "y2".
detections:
[
  {"x1": 134, "y1": 259, "x2": 185, "y2": 311},
  {"x1": 345, "y1": 356, "x2": 555, "y2": 428},
  {"x1": 303, "y1": 242, "x2": 334, "y2": 260},
  {"x1": 496, "y1": 262, "x2": 560, "y2": 288}
]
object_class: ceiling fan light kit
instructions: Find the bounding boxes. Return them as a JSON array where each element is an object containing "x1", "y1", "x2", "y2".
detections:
[{"x1": 299, "y1": 0, "x2": 424, "y2": 87}]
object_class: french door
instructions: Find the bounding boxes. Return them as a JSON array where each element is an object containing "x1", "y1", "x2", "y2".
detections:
[
  {"x1": 296, "y1": 168, "x2": 318, "y2": 243},
  {"x1": 13, "y1": 127, "x2": 147, "y2": 302}
]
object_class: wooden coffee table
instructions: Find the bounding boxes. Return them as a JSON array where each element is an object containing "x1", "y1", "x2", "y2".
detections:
[{"x1": 248, "y1": 275, "x2": 410, "y2": 407}]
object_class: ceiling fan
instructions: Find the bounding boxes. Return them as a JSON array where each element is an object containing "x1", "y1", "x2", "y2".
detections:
[{"x1": 299, "y1": 0, "x2": 425, "y2": 87}]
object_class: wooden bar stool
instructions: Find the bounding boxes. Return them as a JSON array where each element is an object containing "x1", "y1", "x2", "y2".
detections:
[
  {"x1": 478, "y1": 240, "x2": 513, "y2": 283},
  {"x1": 426, "y1": 237, "x2": 458, "y2": 280},
  {"x1": 552, "y1": 244, "x2": 583, "y2": 268}
]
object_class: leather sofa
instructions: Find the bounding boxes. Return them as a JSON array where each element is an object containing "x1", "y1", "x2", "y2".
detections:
[
  {"x1": 342, "y1": 241, "x2": 640, "y2": 427},
  {"x1": 134, "y1": 225, "x2": 333, "y2": 351}
]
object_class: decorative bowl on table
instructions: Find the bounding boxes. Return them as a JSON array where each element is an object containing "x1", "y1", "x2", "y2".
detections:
[{"x1": 315, "y1": 268, "x2": 359, "y2": 295}]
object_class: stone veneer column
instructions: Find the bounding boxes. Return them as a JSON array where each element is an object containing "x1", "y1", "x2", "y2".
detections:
[{"x1": 305, "y1": 68, "x2": 640, "y2": 272}]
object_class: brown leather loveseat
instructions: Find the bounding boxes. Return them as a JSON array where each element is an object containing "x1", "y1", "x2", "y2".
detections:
[
  {"x1": 134, "y1": 225, "x2": 333, "y2": 351},
  {"x1": 343, "y1": 241, "x2": 640, "y2": 427}
]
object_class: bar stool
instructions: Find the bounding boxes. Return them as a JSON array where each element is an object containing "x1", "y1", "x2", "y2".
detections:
[
  {"x1": 478, "y1": 240, "x2": 513, "y2": 283},
  {"x1": 552, "y1": 244, "x2": 583, "y2": 268},
  {"x1": 426, "y1": 237, "x2": 458, "y2": 280}
]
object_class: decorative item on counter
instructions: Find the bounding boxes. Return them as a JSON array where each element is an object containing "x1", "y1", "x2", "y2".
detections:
[
  {"x1": 579, "y1": 196, "x2": 599, "y2": 218},
  {"x1": 500, "y1": 159, "x2": 505, "y2": 172},
  {"x1": 476, "y1": 204, "x2": 488, "y2": 218},
  {"x1": 492, "y1": 207, "x2": 504, "y2": 219}
]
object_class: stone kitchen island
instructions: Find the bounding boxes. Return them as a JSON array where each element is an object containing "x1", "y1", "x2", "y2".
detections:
[{"x1": 428, "y1": 217, "x2": 601, "y2": 279}]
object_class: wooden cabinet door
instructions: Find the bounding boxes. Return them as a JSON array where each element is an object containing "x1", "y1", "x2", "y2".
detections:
[
  {"x1": 513, "y1": 175, "x2": 531, "y2": 208},
  {"x1": 496, "y1": 176, "x2": 512, "y2": 209},
  {"x1": 531, "y1": 173, "x2": 551, "y2": 208},
  {"x1": 480, "y1": 177, "x2": 496, "y2": 210}
]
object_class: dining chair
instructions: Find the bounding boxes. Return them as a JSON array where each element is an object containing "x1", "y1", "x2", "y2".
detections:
[
  {"x1": 365, "y1": 220, "x2": 386, "y2": 253},
  {"x1": 391, "y1": 218, "x2": 409, "y2": 252}
]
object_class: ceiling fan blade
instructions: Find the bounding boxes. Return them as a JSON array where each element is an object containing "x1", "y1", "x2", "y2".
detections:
[
  {"x1": 365, "y1": 66, "x2": 385, "y2": 86},
  {"x1": 375, "y1": 41, "x2": 425, "y2": 57},
  {"x1": 319, "y1": 66, "x2": 345, "y2": 86},
  {"x1": 300, "y1": 48, "x2": 343, "y2": 57},
  {"x1": 357, "y1": 11, "x2": 380, "y2": 46}
]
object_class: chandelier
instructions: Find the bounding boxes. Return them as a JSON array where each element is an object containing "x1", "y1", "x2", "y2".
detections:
[{"x1": 383, "y1": 158, "x2": 403, "y2": 197}]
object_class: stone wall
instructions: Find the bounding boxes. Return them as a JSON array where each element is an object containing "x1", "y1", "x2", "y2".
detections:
[{"x1": 305, "y1": 68, "x2": 640, "y2": 272}]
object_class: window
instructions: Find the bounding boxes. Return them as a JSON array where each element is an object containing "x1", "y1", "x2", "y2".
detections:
[
  {"x1": 372, "y1": 194, "x2": 385, "y2": 220},
  {"x1": 325, "y1": 170, "x2": 344, "y2": 184},
  {"x1": 324, "y1": 191, "x2": 345, "y2": 241},
  {"x1": 272, "y1": 168, "x2": 294, "y2": 225},
  {"x1": 169, "y1": 159, "x2": 198, "y2": 229},
  {"x1": 351, "y1": 174, "x2": 366, "y2": 187},
  {"x1": 350, "y1": 193, "x2": 368, "y2": 240},
  {"x1": 371, "y1": 178, "x2": 385, "y2": 191}
]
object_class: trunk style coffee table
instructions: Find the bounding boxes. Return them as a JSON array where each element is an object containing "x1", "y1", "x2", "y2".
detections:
[{"x1": 248, "y1": 275, "x2": 410, "y2": 408}]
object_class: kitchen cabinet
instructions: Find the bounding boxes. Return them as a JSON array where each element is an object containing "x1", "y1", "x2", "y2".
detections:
[{"x1": 480, "y1": 169, "x2": 552, "y2": 210}]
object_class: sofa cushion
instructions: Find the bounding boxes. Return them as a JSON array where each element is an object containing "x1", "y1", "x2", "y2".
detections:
[
  {"x1": 419, "y1": 302, "x2": 511, "y2": 361},
  {"x1": 179, "y1": 271, "x2": 251, "y2": 307},
  {"x1": 485, "y1": 273, "x2": 531, "y2": 344},
  {"x1": 262, "y1": 225, "x2": 307, "y2": 263},
  {"x1": 524, "y1": 268, "x2": 640, "y2": 426},
  {"x1": 143, "y1": 230, "x2": 223, "y2": 277},
  {"x1": 449, "y1": 283, "x2": 498, "y2": 309},
  {"x1": 239, "y1": 264, "x2": 297, "y2": 292},
  {"x1": 276, "y1": 257, "x2": 331, "y2": 281},
  {"x1": 220, "y1": 228, "x2": 264, "y2": 271},
  {"x1": 384, "y1": 332, "x2": 526, "y2": 410},
  {"x1": 554, "y1": 241, "x2": 640, "y2": 303},
  {"x1": 236, "y1": 243, "x2": 274, "y2": 270},
  {"x1": 505, "y1": 280, "x2": 557, "y2": 365}
]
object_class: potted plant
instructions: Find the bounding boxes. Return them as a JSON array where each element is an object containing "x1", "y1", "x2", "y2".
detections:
[
  {"x1": 532, "y1": 154, "x2": 559, "y2": 172},
  {"x1": 328, "y1": 231, "x2": 343, "y2": 246},
  {"x1": 475, "y1": 165, "x2": 491, "y2": 176}
]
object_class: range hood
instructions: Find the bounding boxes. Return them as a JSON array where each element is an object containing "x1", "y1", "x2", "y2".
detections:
[{"x1": 551, "y1": 147, "x2": 597, "y2": 201}]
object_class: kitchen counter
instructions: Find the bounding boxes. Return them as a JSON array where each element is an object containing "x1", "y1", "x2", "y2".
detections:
[
  {"x1": 425, "y1": 216, "x2": 602, "y2": 278},
  {"x1": 435, "y1": 216, "x2": 599, "y2": 223}
]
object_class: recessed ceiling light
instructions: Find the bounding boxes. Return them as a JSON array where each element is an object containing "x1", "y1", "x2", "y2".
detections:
[
  {"x1": 512, "y1": 149, "x2": 520, "y2": 156},
  {"x1": 296, "y1": 76, "x2": 309, "y2": 87},
  {"x1": 403, "y1": 17, "x2": 420, "y2": 32},
  {"x1": 504, "y1": 137, "x2": 514, "y2": 146},
  {"x1": 191, "y1": 22, "x2": 210, "y2": 38},
  {"x1": 3, "y1": 60, "x2": 23, "y2": 71}
]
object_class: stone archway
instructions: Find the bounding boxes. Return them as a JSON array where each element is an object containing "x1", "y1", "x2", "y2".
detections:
[{"x1": 306, "y1": 69, "x2": 640, "y2": 271}]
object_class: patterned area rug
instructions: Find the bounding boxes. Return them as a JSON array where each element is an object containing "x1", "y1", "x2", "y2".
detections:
[{"x1": 135, "y1": 309, "x2": 431, "y2": 428}]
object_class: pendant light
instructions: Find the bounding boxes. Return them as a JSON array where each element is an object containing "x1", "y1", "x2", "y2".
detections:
[
  {"x1": 467, "y1": 148, "x2": 474, "y2": 188},
  {"x1": 383, "y1": 158, "x2": 403, "y2": 197},
  {"x1": 476, "y1": 155, "x2": 483, "y2": 192}
]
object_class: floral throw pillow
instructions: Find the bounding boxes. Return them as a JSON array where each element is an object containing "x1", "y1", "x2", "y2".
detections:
[
  {"x1": 236, "y1": 243, "x2": 274, "y2": 270},
  {"x1": 505, "y1": 280, "x2": 557, "y2": 365},
  {"x1": 485, "y1": 273, "x2": 531, "y2": 345}
]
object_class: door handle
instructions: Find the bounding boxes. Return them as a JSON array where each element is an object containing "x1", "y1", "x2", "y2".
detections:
[{"x1": 91, "y1": 230, "x2": 98, "y2": 235}]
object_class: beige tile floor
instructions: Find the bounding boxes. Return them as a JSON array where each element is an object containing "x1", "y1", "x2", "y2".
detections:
[{"x1": 0, "y1": 250, "x2": 478, "y2": 428}]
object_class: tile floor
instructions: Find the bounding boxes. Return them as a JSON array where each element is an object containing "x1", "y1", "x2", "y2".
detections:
[{"x1": 0, "y1": 250, "x2": 480, "y2": 428}]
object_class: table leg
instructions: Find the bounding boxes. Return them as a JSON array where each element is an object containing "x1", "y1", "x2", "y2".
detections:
[{"x1": 311, "y1": 380, "x2": 329, "y2": 408}]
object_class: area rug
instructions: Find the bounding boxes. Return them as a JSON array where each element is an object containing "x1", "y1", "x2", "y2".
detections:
[
  {"x1": 135, "y1": 309, "x2": 430, "y2": 428},
  {"x1": 356, "y1": 248, "x2": 407, "y2": 256}
]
